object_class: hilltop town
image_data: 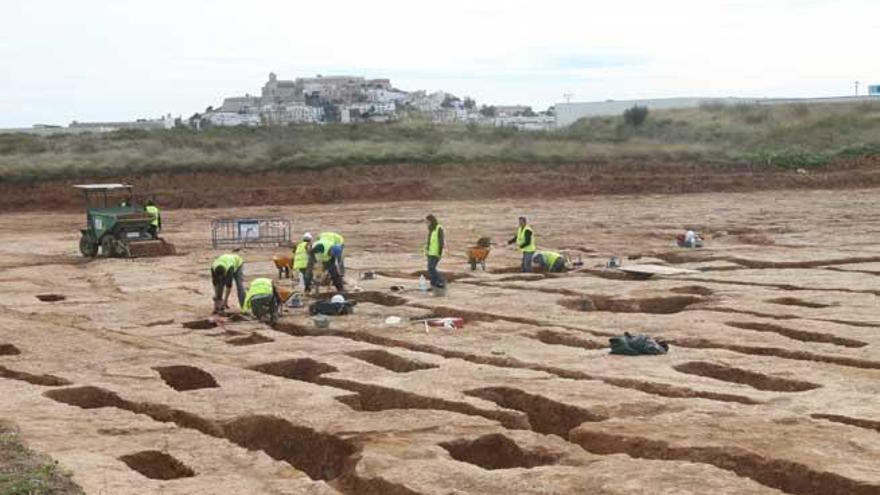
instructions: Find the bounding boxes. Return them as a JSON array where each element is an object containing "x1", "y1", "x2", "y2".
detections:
[{"x1": 196, "y1": 72, "x2": 554, "y2": 129}]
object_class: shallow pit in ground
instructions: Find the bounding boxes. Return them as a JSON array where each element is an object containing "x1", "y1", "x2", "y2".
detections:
[
  {"x1": 250, "y1": 359, "x2": 338, "y2": 381},
  {"x1": 153, "y1": 365, "x2": 219, "y2": 391},
  {"x1": 182, "y1": 319, "x2": 218, "y2": 330},
  {"x1": 766, "y1": 297, "x2": 834, "y2": 309},
  {"x1": 0, "y1": 344, "x2": 21, "y2": 356},
  {"x1": 559, "y1": 294, "x2": 703, "y2": 314},
  {"x1": 440, "y1": 433, "x2": 560, "y2": 470},
  {"x1": 344, "y1": 291, "x2": 407, "y2": 306},
  {"x1": 226, "y1": 333, "x2": 274, "y2": 346},
  {"x1": 118, "y1": 450, "x2": 195, "y2": 480},
  {"x1": 346, "y1": 349, "x2": 438, "y2": 373},
  {"x1": 0, "y1": 366, "x2": 72, "y2": 386},
  {"x1": 670, "y1": 285, "x2": 715, "y2": 296},
  {"x1": 673, "y1": 361, "x2": 821, "y2": 392},
  {"x1": 220, "y1": 415, "x2": 357, "y2": 481},
  {"x1": 35, "y1": 294, "x2": 65, "y2": 302},
  {"x1": 466, "y1": 387, "x2": 607, "y2": 437}
]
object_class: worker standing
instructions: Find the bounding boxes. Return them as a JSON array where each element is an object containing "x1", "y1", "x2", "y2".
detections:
[
  {"x1": 292, "y1": 232, "x2": 313, "y2": 285},
  {"x1": 307, "y1": 236, "x2": 344, "y2": 293},
  {"x1": 424, "y1": 214, "x2": 446, "y2": 289},
  {"x1": 532, "y1": 250, "x2": 568, "y2": 273},
  {"x1": 318, "y1": 231, "x2": 346, "y2": 276},
  {"x1": 507, "y1": 216, "x2": 536, "y2": 272},
  {"x1": 211, "y1": 251, "x2": 245, "y2": 314},
  {"x1": 144, "y1": 199, "x2": 161, "y2": 238}
]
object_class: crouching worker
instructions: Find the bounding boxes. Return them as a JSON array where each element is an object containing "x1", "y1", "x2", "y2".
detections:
[
  {"x1": 211, "y1": 252, "x2": 245, "y2": 314},
  {"x1": 318, "y1": 232, "x2": 346, "y2": 276},
  {"x1": 241, "y1": 277, "x2": 282, "y2": 322},
  {"x1": 306, "y1": 237, "x2": 344, "y2": 293},
  {"x1": 532, "y1": 250, "x2": 568, "y2": 273},
  {"x1": 676, "y1": 229, "x2": 703, "y2": 248}
]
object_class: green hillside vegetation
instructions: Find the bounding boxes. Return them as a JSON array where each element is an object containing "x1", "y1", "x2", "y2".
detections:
[{"x1": 2, "y1": 100, "x2": 879, "y2": 181}]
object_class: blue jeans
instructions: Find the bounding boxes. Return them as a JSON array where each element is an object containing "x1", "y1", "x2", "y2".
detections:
[
  {"x1": 521, "y1": 251, "x2": 534, "y2": 273},
  {"x1": 329, "y1": 244, "x2": 345, "y2": 276},
  {"x1": 427, "y1": 256, "x2": 445, "y2": 288}
]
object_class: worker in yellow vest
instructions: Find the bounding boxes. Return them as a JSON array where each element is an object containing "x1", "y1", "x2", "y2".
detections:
[
  {"x1": 318, "y1": 231, "x2": 346, "y2": 276},
  {"x1": 424, "y1": 214, "x2": 446, "y2": 289},
  {"x1": 211, "y1": 251, "x2": 245, "y2": 314},
  {"x1": 307, "y1": 235, "x2": 344, "y2": 292},
  {"x1": 144, "y1": 199, "x2": 161, "y2": 238},
  {"x1": 507, "y1": 216, "x2": 536, "y2": 272},
  {"x1": 291, "y1": 232, "x2": 313, "y2": 285},
  {"x1": 241, "y1": 277, "x2": 281, "y2": 318},
  {"x1": 532, "y1": 250, "x2": 568, "y2": 273}
]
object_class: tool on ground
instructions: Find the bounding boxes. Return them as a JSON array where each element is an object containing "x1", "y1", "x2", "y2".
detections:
[
  {"x1": 74, "y1": 184, "x2": 175, "y2": 258},
  {"x1": 410, "y1": 316, "x2": 464, "y2": 332},
  {"x1": 361, "y1": 271, "x2": 376, "y2": 280}
]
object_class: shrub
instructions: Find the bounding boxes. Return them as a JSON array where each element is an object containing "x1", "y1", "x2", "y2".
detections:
[{"x1": 623, "y1": 105, "x2": 649, "y2": 126}]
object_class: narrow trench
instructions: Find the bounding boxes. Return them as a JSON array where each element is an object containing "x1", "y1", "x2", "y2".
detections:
[
  {"x1": 570, "y1": 429, "x2": 880, "y2": 495},
  {"x1": 526, "y1": 330, "x2": 606, "y2": 350},
  {"x1": 439, "y1": 433, "x2": 561, "y2": 470},
  {"x1": 672, "y1": 338, "x2": 880, "y2": 370},
  {"x1": 344, "y1": 291, "x2": 408, "y2": 306},
  {"x1": 810, "y1": 414, "x2": 880, "y2": 433},
  {"x1": 248, "y1": 358, "x2": 529, "y2": 430},
  {"x1": 0, "y1": 344, "x2": 21, "y2": 356},
  {"x1": 118, "y1": 450, "x2": 195, "y2": 480},
  {"x1": 680, "y1": 276, "x2": 880, "y2": 296},
  {"x1": 725, "y1": 321, "x2": 867, "y2": 348},
  {"x1": 226, "y1": 333, "x2": 274, "y2": 346},
  {"x1": 696, "y1": 307, "x2": 880, "y2": 329},
  {"x1": 465, "y1": 387, "x2": 607, "y2": 438},
  {"x1": 672, "y1": 362, "x2": 820, "y2": 392},
  {"x1": 270, "y1": 322, "x2": 760, "y2": 405},
  {"x1": 559, "y1": 295, "x2": 704, "y2": 315},
  {"x1": 346, "y1": 349, "x2": 438, "y2": 373},
  {"x1": 0, "y1": 365, "x2": 71, "y2": 386},
  {"x1": 182, "y1": 319, "x2": 218, "y2": 330},
  {"x1": 44, "y1": 386, "x2": 357, "y2": 483},
  {"x1": 153, "y1": 365, "x2": 219, "y2": 391},
  {"x1": 766, "y1": 297, "x2": 834, "y2": 309},
  {"x1": 35, "y1": 294, "x2": 66, "y2": 302}
]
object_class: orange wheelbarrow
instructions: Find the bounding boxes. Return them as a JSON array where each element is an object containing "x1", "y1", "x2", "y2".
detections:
[{"x1": 466, "y1": 245, "x2": 490, "y2": 271}]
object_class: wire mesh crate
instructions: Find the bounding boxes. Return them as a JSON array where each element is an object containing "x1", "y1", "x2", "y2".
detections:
[{"x1": 211, "y1": 218, "x2": 291, "y2": 248}]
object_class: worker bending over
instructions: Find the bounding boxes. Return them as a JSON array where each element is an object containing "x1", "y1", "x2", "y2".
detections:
[
  {"x1": 425, "y1": 214, "x2": 446, "y2": 289},
  {"x1": 307, "y1": 236, "x2": 344, "y2": 293},
  {"x1": 211, "y1": 251, "x2": 245, "y2": 314},
  {"x1": 241, "y1": 277, "x2": 281, "y2": 316},
  {"x1": 532, "y1": 250, "x2": 568, "y2": 273},
  {"x1": 144, "y1": 199, "x2": 161, "y2": 238},
  {"x1": 318, "y1": 231, "x2": 346, "y2": 276},
  {"x1": 507, "y1": 216, "x2": 536, "y2": 272},
  {"x1": 292, "y1": 232, "x2": 313, "y2": 283}
]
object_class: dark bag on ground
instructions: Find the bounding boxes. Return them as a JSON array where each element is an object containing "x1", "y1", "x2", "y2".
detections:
[
  {"x1": 609, "y1": 332, "x2": 669, "y2": 355},
  {"x1": 308, "y1": 300, "x2": 356, "y2": 316}
]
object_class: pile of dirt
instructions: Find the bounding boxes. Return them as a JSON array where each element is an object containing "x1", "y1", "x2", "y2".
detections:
[{"x1": 4, "y1": 158, "x2": 880, "y2": 212}]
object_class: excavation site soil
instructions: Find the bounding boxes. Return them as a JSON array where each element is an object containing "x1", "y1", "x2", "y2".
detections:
[{"x1": 1, "y1": 188, "x2": 879, "y2": 494}]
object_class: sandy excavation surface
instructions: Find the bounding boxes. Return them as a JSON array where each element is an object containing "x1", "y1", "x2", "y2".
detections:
[{"x1": 0, "y1": 188, "x2": 879, "y2": 494}]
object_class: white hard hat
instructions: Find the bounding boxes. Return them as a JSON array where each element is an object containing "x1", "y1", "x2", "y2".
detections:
[
  {"x1": 330, "y1": 294, "x2": 345, "y2": 304},
  {"x1": 302, "y1": 232, "x2": 313, "y2": 241}
]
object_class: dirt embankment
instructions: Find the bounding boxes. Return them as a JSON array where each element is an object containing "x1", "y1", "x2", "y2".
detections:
[{"x1": 2, "y1": 158, "x2": 879, "y2": 212}]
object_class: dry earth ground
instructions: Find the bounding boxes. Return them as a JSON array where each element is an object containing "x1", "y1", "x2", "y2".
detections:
[{"x1": 0, "y1": 188, "x2": 879, "y2": 494}]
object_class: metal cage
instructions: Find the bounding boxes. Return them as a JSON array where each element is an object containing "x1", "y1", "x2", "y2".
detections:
[{"x1": 211, "y1": 218, "x2": 291, "y2": 248}]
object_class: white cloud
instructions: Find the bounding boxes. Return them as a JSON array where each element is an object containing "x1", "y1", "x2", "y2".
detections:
[{"x1": 0, "y1": 0, "x2": 878, "y2": 126}]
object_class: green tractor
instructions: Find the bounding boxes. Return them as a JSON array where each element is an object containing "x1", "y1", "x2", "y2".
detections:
[{"x1": 76, "y1": 184, "x2": 175, "y2": 258}]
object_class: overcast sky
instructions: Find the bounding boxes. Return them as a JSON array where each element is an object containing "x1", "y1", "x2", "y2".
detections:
[{"x1": 1, "y1": 0, "x2": 878, "y2": 127}]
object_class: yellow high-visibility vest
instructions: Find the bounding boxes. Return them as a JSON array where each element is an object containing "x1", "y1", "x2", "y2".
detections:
[{"x1": 516, "y1": 225, "x2": 536, "y2": 252}]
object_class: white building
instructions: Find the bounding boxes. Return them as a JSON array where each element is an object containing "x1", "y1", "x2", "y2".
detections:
[
  {"x1": 495, "y1": 115, "x2": 555, "y2": 131},
  {"x1": 261, "y1": 104, "x2": 324, "y2": 125},
  {"x1": 202, "y1": 112, "x2": 261, "y2": 127},
  {"x1": 366, "y1": 88, "x2": 408, "y2": 104}
]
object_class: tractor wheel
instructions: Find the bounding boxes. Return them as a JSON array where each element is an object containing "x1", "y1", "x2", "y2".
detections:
[
  {"x1": 101, "y1": 235, "x2": 115, "y2": 257},
  {"x1": 79, "y1": 234, "x2": 98, "y2": 257}
]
